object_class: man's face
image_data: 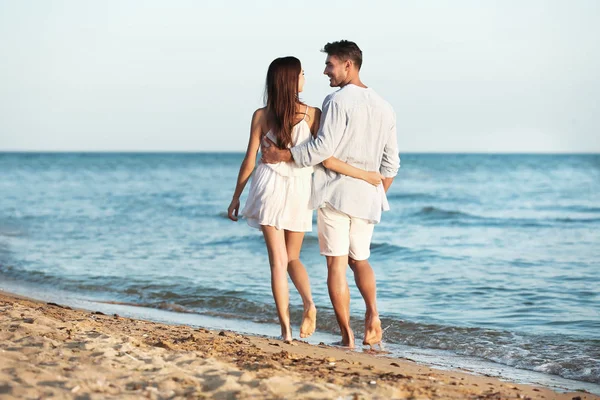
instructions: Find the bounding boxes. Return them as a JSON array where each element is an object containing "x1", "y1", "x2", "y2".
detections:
[{"x1": 323, "y1": 55, "x2": 348, "y2": 87}]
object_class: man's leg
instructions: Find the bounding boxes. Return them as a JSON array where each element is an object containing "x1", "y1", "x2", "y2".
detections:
[
  {"x1": 318, "y1": 204, "x2": 354, "y2": 347},
  {"x1": 348, "y1": 219, "x2": 382, "y2": 346},
  {"x1": 326, "y1": 255, "x2": 354, "y2": 347},
  {"x1": 349, "y1": 258, "x2": 382, "y2": 345}
]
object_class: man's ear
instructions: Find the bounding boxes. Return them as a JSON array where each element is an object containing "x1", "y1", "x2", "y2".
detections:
[{"x1": 345, "y1": 59, "x2": 352, "y2": 71}]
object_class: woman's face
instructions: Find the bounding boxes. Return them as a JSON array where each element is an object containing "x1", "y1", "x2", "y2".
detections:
[{"x1": 298, "y1": 68, "x2": 305, "y2": 93}]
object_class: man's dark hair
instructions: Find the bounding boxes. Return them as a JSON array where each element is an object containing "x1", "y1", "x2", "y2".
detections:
[{"x1": 322, "y1": 40, "x2": 363, "y2": 70}]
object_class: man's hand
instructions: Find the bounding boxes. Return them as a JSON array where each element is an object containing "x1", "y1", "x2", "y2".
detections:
[
  {"x1": 382, "y1": 177, "x2": 394, "y2": 193},
  {"x1": 261, "y1": 137, "x2": 292, "y2": 164}
]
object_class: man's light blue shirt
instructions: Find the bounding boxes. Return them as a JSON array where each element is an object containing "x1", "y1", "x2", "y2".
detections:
[{"x1": 290, "y1": 84, "x2": 400, "y2": 223}]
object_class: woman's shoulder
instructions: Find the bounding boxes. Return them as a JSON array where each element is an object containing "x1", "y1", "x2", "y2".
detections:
[
  {"x1": 251, "y1": 108, "x2": 269, "y2": 135},
  {"x1": 253, "y1": 107, "x2": 268, "y2": 120},
  {"x1": 304, "y1": 105, "x2": 321, "y2": 135},
  {"x1": 305, "y1": 105, "x2": 321, "y2": 119}
]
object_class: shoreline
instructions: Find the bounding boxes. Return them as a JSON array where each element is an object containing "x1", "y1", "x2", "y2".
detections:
[{"x1": 1, "y1": 290, "x2": 597, "y2": 399}]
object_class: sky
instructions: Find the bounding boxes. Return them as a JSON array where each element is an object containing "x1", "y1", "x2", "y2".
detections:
[{"x1": 0, "y1": 0, "x2": 598, "y2": 153}]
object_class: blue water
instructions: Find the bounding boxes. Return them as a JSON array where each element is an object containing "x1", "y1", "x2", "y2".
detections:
[{"x1": 0, "y1": 153, "x2": 599, "y2": 391}]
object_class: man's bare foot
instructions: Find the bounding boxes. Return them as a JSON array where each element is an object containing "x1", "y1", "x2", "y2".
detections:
[
  {"x1": 363, "y1": 314, "x2": 382, "y2": 346},
  {"x1": 341, "y1": 328, "x2": 355, "y2": 348},
  {"x1": 299, "y1": 304, "x2": 317, "y2": 338}
]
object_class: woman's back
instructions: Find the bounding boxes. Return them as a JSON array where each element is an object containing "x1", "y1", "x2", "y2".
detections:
[{"x1": 262, "y1": 106, "x2": 314, "y2": 177}]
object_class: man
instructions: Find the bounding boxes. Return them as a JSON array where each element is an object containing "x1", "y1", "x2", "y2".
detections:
[{"x1": 261, "y1": 40, "x2": 400, "y2": 348}]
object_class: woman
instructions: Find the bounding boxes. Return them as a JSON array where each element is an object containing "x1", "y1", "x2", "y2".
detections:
[{"x1": 227, "y1": 56, "x2": 383, "y2": 342}]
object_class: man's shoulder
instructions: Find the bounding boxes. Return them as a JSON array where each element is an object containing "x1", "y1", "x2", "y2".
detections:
[
  {"x1": 381, "y1": 97, "x2": 396, "y2": 115},
  {"x1": 321, "y1": 89, "x2": 344, "y2": 110},
  {"x1": 369, "y1": 90, "x2": 395, "y2": 116},
  {"x1": 325, "y1": 86, "x2": 363, "y2": 107},
  {"x1": 323, "y1": 86, "x2": 394, "y2": 112},
  {"x1": 323, "y1": 89, "x2": 341, "y2": 103}
]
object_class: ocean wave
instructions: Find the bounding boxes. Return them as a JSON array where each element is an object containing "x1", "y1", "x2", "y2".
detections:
[
  {"x1": 408, "y1": 206, "x2": 600, "y2": 226},
  {"x1": 555, "y1": 217, "x2": 600, "y2": 223},
  {"x1": 203, "y1": 235, "x2": 263, "y2": 247},
  {"x1": 369, "y1": 242, "x2": 410, "y2": 255},
  {"x1": 96, "y1": 300, "x2": 194, "y2": 314},
  {"x1": 386, "y1": 192, "x2": 439, "y2": 201},
  {"x1": 369, "y1": 242, "x2": 466, "y2": 262},
  {"x1": 0, "y1": 228, "x2": 24, "y2": 237},
  {"x1": 538, "y1": 205, "x2": 600, "y2": 214},
  {"x1": 0, "y1": 266, "x2": 277, "y2": 321},
  {"x1": 415, "y1": 206, "x2": 479, "y2": 220},
  {"x1": 380, "y1": 318, "x2": 600, "y2": 385}
]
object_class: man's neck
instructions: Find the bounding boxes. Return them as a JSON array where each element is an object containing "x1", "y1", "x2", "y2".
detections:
[{"x1": 339, "y1": 75, "x2": 367, "y2": 89}]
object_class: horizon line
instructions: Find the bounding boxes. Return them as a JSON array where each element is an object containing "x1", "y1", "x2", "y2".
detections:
[{"x1": 0, "y1": 150, "x2": 599, "y2": 156}]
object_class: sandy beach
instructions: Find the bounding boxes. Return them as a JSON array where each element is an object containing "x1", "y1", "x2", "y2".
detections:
[{"x1": 0, "y1": 291, "x2": 596, "y2": 399}]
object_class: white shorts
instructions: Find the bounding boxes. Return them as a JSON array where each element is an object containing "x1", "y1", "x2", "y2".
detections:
[{"x1": 317, "y1": 203, "x2": 375, "y2": 261}]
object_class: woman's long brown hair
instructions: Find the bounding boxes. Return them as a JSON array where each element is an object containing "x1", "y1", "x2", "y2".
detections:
[{"x1": 264, "y1": 56, "x2": 304, "y2": 149}]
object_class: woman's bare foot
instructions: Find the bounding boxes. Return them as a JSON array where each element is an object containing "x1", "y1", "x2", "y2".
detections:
[
  {"x1": 299, "y1": 304, "x2": 317, "y2": 338},
  {"x1": 280, "y1": 325, "x2": 293, "y2": 343},
  {"x1": 277, "y1": 336, "x2": 293, "y2": 344},
  {"x1": 363, "y1": 314, "x2": 382, "y2": 346}
]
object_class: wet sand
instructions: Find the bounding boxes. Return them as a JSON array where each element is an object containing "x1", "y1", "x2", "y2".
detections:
[{"x1": 0, "y1": 291, "x2": 597, "y2": 399}]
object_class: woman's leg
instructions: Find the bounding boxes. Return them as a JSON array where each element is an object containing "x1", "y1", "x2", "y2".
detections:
[
  {"x1": 262, "y1": 225, "x2": 292, "y2": 341},
  {"x1": 284, "y1": 230, "x2": 317, "y2": 338}
]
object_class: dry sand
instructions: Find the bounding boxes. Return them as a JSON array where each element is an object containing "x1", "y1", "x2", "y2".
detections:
[{"x1": 0, "y1": 291, "x2": 597, "y2": 399}]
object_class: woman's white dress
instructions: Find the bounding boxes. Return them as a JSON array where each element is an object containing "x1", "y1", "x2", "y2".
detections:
[{"x1": 242, "y1": 117, "x2": 314, "y2": 232}]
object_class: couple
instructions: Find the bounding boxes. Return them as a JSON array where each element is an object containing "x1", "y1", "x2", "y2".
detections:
[{"x1": 227, "y1": 40, "x2": 400, "y2": 348}]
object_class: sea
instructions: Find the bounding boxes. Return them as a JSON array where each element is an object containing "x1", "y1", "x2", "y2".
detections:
[{"x1": 0, "y1": 152, "x2": 598, "y2": 394}]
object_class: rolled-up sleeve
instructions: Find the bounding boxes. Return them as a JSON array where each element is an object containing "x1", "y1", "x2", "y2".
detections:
[
  {"x1": 290, "y1": 97, "x2": 346, "y2": 168},
  {"x1": 380, "y1": 115, "x2": 400, "y2": 178}
]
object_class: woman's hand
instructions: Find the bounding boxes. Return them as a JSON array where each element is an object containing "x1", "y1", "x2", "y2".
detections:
[
  {"x1": 364, "y1": 171, "x2": 384, "y2": 186},
  {"x1": 228, "y1": 198, "x2": 240, "y2": 221}
]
